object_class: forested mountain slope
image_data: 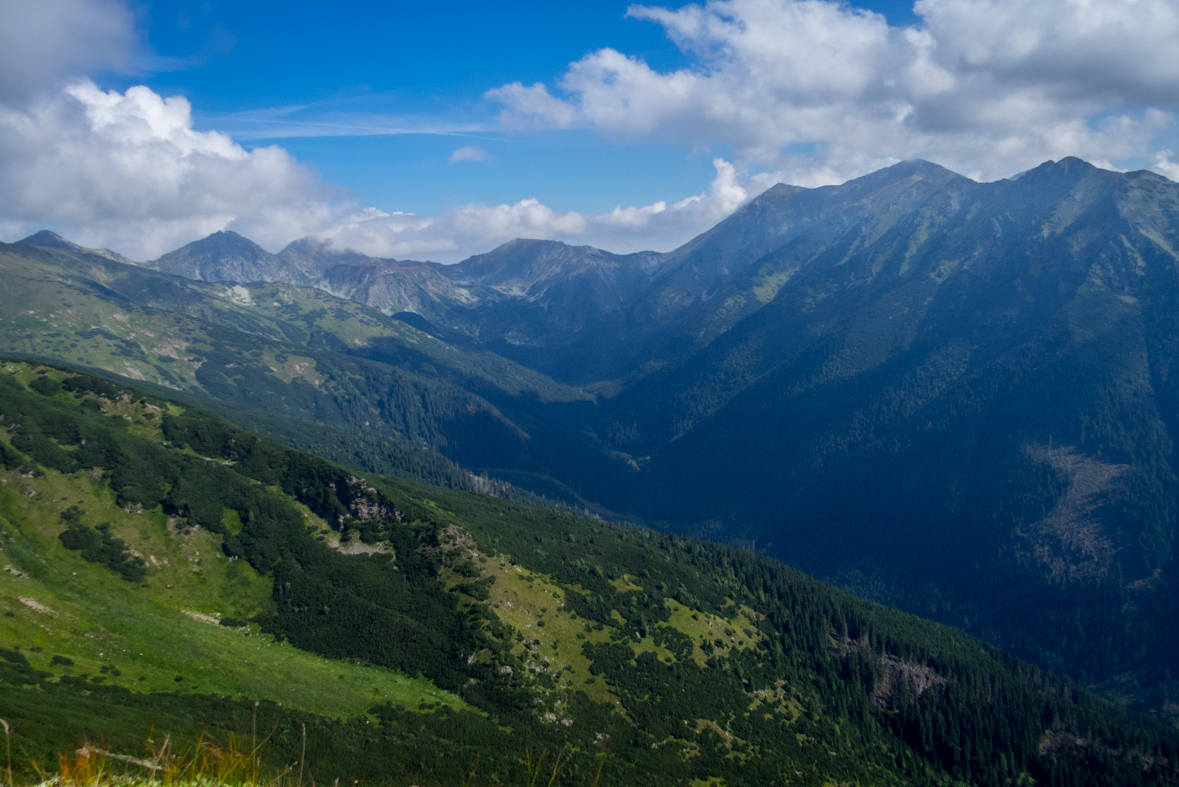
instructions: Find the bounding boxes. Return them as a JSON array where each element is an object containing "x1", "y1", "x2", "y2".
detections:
[
  {"x1": 12, "y1": 158, "x2": 1179, "y2": 723},
  {"x1": 605, "y1": 159, "x2": 1179, "y2": 717},
  {"x1": 1, "y1": 359, "x2": 1176, "y2": 786}
]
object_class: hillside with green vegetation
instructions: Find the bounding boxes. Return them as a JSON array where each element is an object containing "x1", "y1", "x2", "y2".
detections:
[
  {"x1": 118, "y1": 158, "x2": 1179, "y2": 723},
  {"x1": 607, "y1": 159, "x2": 1179, "y2": 720},
  {"x1": 1, "y1": 359, "x2": 1177, "y2": 786},
  {"x1": 9, "y1": 156, "x2": 1179, "y2": 728},
  {"x1": 0, "y1": 239, "x2": 635, "y2": 514}
]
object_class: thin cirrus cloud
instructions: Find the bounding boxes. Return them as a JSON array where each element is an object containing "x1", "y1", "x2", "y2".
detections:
[
  {"x1": 488, "y1": 0, "x2": 1179, "y2": 183},
  {"x1": 206, "y1": 101, "x2": 494, "y2": 141}
]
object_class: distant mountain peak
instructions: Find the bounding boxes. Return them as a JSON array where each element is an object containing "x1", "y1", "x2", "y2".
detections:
[
  {"x1": 488, "y1": 238, "x2": 576, "y2": 254},
  {"x1": 15, "y1": 229, "x2": 137, "y2": 264},
  {"x1": 750, "y1": 183, "x2": 808, "y2": 202},
  {"x1": 148, "y1": 229, "x2": 291, "y2": 284},
  {"x1": 1028, "y1": 156, "x2": 1102, "y2": 175},
  {"x1": 872, "y1": 159, "x2": 966, "y2": 184},
  {"x1": 278, "y1": 236, "x2": 333, "y2": 256},
  {"x1": 1051, "y1": 155, "x2": 1095, "y2": 168},
  {"x1": 1012, "y1": 157, "x2": 1108, "y2": 190},
  {"x1": 277, "y1": 237, "x2": 409, "y2": 275},
  {"x1": 172, "y1": 229, "x2": 271, "y2": 255},
  {"x1": 18, "y1": 229, "x2": 71, "y2": 246}
]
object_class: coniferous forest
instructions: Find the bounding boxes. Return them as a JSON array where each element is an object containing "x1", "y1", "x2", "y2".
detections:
[{"x1": 0, "y1": 361, "x2": 1177, "y2": 785}]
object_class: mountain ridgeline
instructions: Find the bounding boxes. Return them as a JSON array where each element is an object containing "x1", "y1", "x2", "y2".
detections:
[
  {"x1": 9, "y1": 157, "x2": 1179, "y2": 725},
  {"x1": 1, "y1": 361, "x2": 1177, "y2": 786}
]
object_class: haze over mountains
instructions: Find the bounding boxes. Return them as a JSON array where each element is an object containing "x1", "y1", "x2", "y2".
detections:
[{"x1": 10, "y1": 156, "x2": 1179, "y2": 727}]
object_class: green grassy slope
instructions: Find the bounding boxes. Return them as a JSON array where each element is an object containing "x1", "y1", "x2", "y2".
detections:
[
  {"x1": 0, "y1": 362, "x2": 462, "y2": 714},
  {"x1": 0, "y1": 360, "x2": 1176, "y2": 787},
  {"x1": 0, "y1": 241, "x2": 584, "y2": 404}
]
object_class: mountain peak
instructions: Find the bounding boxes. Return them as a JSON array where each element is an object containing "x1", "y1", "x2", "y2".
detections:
[
  {"x1": 1027, "y1": 156, "x2": 1099, "y2": 175},
  {"x1": 1012, "y1": 157, "x2": 1110, "y2": 191},
  {"x1": 489, "y1": 238, "x2": 572, "y2": 253},
  {"x1": 277, "y1": 237, "x2": 401, "y2": 275},
  {"x1": 159, "y1": 229, "x2": 273, "y2": 259},
  {"x1": 1052, "y1": 155, "x2": 1096, "y2": 169},
  {"x1": 17, "y1": 230, "x2": 72, "y2": 248},
  {"x1": 175, "y1": 230, "x2": 271, "y2": 255},
  {"x1": 15, "y1": 229, "x2": 137, "y2": 264},
  {"x1": 462, "y1": 238, "x2": 601, "y2": 267},
  {"x1": 751, "y1": 183, "x2": 808, "y2": 203},
  {"x1": 148, "y1": 229, "x2": 288, "y2": 284},
  {"x1": 870, "y1": 159, "x2": 966, "y2": 184}
]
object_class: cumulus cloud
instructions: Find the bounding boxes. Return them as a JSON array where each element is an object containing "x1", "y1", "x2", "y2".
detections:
[
  {"x1": 0, "y1": 81, "x2": 329, "y2": 258},
  {"x1": 0, "y1": 0, "x2": 755, "y2": 263},
  {"x1": 0, "y1": 74, "x2": 749, "y2": 262},
  {"x1": 488, "y1": 0, "x2": 1179, "y2": 182},
  {"x1": 0, "y1": 0, "x2": 337, "y2": 259},
  {"x1": 450, "y1": 144, "x2": 489, "y2": 163},
  {"x1": 308, "y1": 157, "x2": 751, "y2": 261},
  {"x1": 1153, "y1": 150, "x2": 1179, "y2": 183},
  {"x1": 0, "y1": 0, "x2": 138, "y2": 105}
]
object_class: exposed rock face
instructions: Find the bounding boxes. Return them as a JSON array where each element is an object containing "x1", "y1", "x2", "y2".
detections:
[
  {"x1": 148, "y1": 231, "x2": 301, "y2": 284},
  {"x1": 342, "y1": 477, "x2": 402, "y2": 523}
]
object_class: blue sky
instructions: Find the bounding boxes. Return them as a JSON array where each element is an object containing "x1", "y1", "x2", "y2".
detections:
[
  {"x1": 2, "y1": 0, "x2": 1178, "y2": 261},
  {"x1": 130, "y1": 1, "x2": 710, "y2": 214},
  {"x1": 127, "y1": 0, "x2": 920, "y2": 215}
]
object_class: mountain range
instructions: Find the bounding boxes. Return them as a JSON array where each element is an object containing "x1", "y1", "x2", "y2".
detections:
[{"x1": 10, "y1": 156, "x2": 1179, "y2": 728}]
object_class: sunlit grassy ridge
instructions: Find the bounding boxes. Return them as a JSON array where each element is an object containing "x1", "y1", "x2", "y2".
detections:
[
  {"x1": 445, "y1": 553, "x2": 764, "y2": 710},
  {"x1": 0, "y1": 245, "x2": 584, "y2": 404},
  {"x1": 0, "y1": 362, "x2": 464, "y2": 718}
]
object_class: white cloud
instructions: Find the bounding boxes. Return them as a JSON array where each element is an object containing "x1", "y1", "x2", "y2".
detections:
[
  {"x1": 0, "y1": 0, "x2": 138, "y2": 105},
  {"x1": 0, "y1": 80, "x2": 328, "y2": 258},
  {"x1": 0, "y1": 75, "x2": 754, "y2": 262},
  {"x1": 0, "y1": 0, "x2": 760, "y2": 263},
  {"x1": 311, "y1": 158, "x2": 752, "y2": 261},
  {"x1": 450, "y1": 144, "x2": 489, "y2": 163},
  {"x1": 1153, "y1": 150, "x2": 1179, "y2": 183},
  {"x1": 488, "y1": 0, "x2": 1179, "y2": 182}
]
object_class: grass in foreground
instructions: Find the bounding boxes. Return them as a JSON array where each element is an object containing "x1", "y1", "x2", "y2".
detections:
[{"x1": 10, "y1": 722, "x2": 613, "y2": 787}]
